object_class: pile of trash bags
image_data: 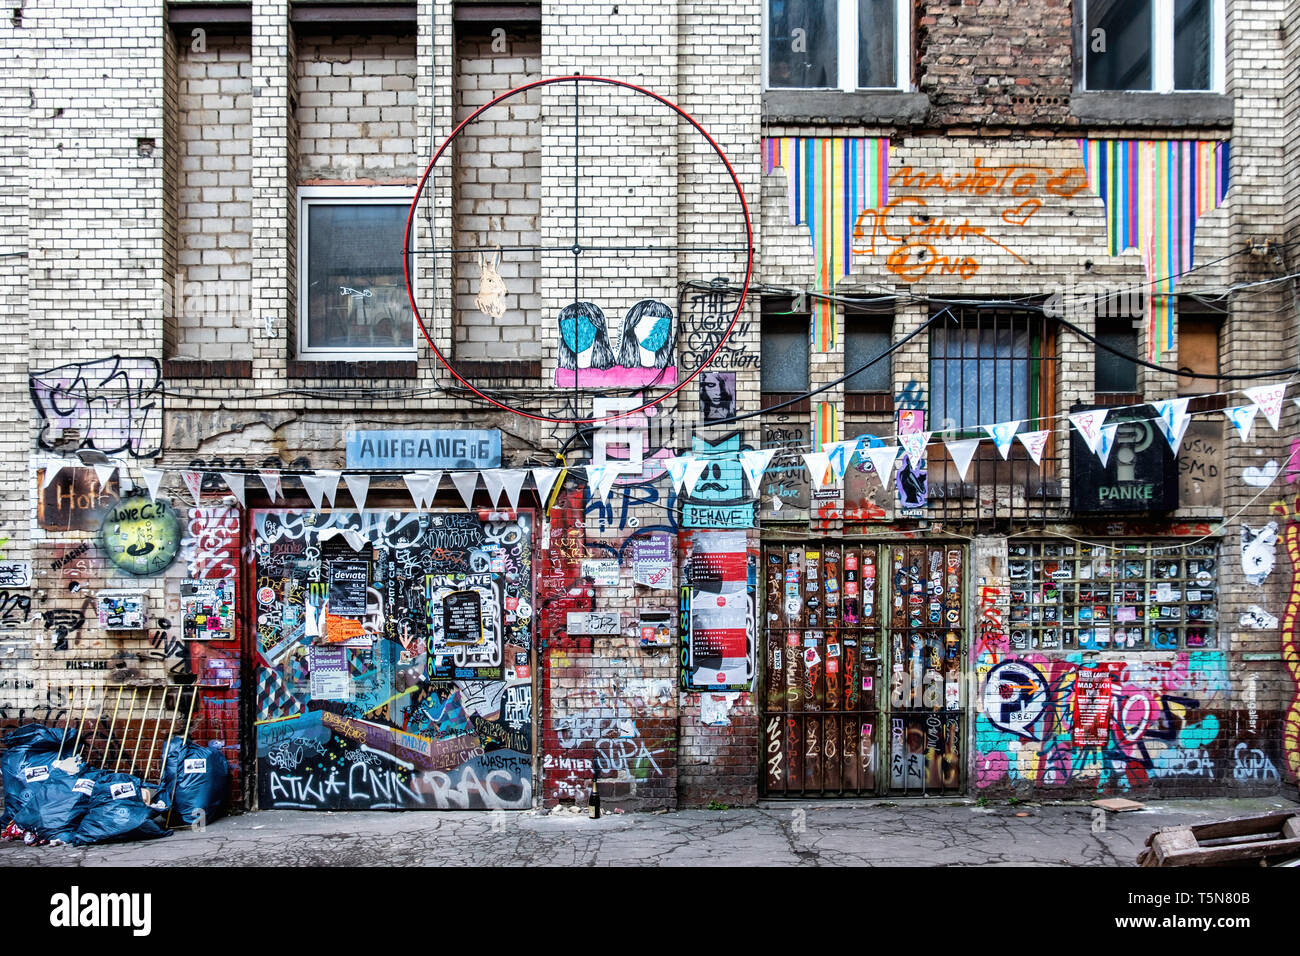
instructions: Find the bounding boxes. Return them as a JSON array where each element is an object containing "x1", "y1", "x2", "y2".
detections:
[{"x1": 0, "y1": 725, "x2": 228, "y2": 847}]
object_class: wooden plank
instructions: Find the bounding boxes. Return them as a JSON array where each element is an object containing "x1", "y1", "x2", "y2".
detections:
[
  {"x1": 1152, "y1": 836, "x2": 1300, "y2": 867},
  {"x1": 1187, "y1": 811, "x2": 1297, "y2": 842},
  {"x1": 1093, "y1": 797, "x2": 1144, "y2": 812},
  {"x1": 290, "y1": 3, "x2": 417, "y2": 26}
]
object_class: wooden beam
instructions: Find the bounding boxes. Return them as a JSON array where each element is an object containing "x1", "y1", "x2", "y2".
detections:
[
  {"x1": 453, "y1": 4, "x2": 542, "y2": 23},
  {"x1": 290, "y1": 3, "x2": 418, "y2": 27},
  {"x1": 166, "y1": 3, "x2": 253, "y2": 29}
]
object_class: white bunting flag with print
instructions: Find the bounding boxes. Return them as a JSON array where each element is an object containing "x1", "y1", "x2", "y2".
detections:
[
  {"x1": 258, "y1": 469, "x2": 283, "y2": 503},
  {"x1": 41, "y1": 458, "x2": 65, "y2": 491},
  {"x1": 821, "y1": 440, "x2": 857, "y2": 481},
  {"x1": 584, "y1": 463, "x2": 622, "y2": 504},
  {"x1": 898, "y1": 432, "x2": 930, "y2": 468},
  {"x1": 93, "y1": 463, "x2": 118, "y2": 490},
  {"x1": 532, "y1": 467, "x2": 562, "y2": 507},
  {"x1": 1224, "y1": 405, "x2": 1258, "y2": 443},
  {"x1": 802, "y1": 452, "x2": 832, "y2": 491},
  {"x1": 1016, "y1": 430, "x2": 1051, "y2": 467},
  {"x1": 1068, "y1": 409, "x2": 1109, "y2": 455},
  {"x1": 181, "y1": 471, "x2": 204, "y2": 506},
  {"x1": 863, "y1": 445, "x2": 899, "y2": 489},
  {"x1": 739, "y1": 448, "x2": 777, "y2": 498},
  {"x1": 1243, "y1": 383, "x2": 1287, "y2": 432},
  {"x1": 944, "y1": 438, "x2": 981, "y2": 482},
  {"x1": 683, "y1": 456, "x2": 710, "y2": 496},
  {"x1": 142, "y1": 467, "x2": 166, "y2": 501},
  {"x1": 497, "y1": 469, "x2": 527, "y2": 510},
  {"x1": 1151, "y1": 397, "x2": 1191, "y2": 455},
  {"x1": 984, "y1": 421, "x2": 1021, "y2": 460},
  {"x1": 663, "y1": 456, "x2": 691, "y2": 494},
  {"x1": 314, "y1": 469, "x2": 342, "y2": 507},
  {"x1": 1096, "y1": 422, "x2": 1120, "y2": 468},
  {"x1": 220, "y1": 472, "x2": 247, "y2": 507},
  {"x1": 482, "y1": 470, "x2": 508, "y2": 506},
  {"x1": 343, "y1": 474, "x2": 370, "y2": 512},
  {"x1": 451, "y1": 471, "x2": 479, "y2": 510},
  {"x1": 300, "y1": 473, "x2": 330, "y2": 512}
]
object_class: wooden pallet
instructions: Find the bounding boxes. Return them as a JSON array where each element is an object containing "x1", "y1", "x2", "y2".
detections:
[{"x1": 1138, "y1": 811, "x2": 1300, "y2": 867}]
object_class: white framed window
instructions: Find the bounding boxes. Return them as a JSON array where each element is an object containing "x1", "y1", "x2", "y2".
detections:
[
  {"x1": 1082, "y1": 0, "x2": 1225, "y2": 93},
  {"x1": 764, "y1": 0, "x2": 910, "y2": 91},
  {"x1": 297, "y1": 186, "x2": 417, "y2": 360}
]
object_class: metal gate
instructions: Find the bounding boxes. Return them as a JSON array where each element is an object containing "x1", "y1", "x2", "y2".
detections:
[{"x1": 761, "y1": 542, "x2": 966, "y2": 797}]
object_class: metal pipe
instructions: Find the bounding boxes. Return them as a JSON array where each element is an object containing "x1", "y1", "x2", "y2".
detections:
[
  {"x1": 142, "y1": 686, "x2": 169, "y2": 786},
  {"x1": 104, "y1": 685, "x2": 125, "y2": 770},
  {"x1": 85, "y1": 685, "x2": 108, "y2": 763},
  {"x1": 129, "y1": 688, "x2": 154, "y2": 777},
  {"x1": 55, "y1": 687, "x2": 74, "y2": 762},
  {"x1": 114, "y1": 688, "x2": 140, "y2": 773},
  {"x1": 72, "y1": 684, "x2": 92, "y2": 758}
]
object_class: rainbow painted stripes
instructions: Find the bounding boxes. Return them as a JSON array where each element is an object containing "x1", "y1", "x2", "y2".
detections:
[
  {"x1": 764, "y1": 137, "x2": 891, "y2": 352},
  {"x1": 1079, "y1": 139, "x2": 1231, "y2": 363}
]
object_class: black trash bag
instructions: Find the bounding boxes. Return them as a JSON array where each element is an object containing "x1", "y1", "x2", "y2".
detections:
[
  {"x1": 1, "y1": 724, "x2": 78, "y2": 826},
  {"x1": 72, "y1": 772, "x2": 170, "y2": 845},
  {"x1": 11, "y1": 768, "x2": 100, "y2": 844},
  {"x1": 157, "y1": 738, "x2": 228, "y2": 827}
]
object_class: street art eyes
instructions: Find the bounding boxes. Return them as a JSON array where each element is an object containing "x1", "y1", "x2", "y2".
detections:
[
  {"x1": 557, "y1": 302, "x2": 614, "y2": 371},
  {"x1": 554, "y1": 299, "x2": 679, "y2": 387}
]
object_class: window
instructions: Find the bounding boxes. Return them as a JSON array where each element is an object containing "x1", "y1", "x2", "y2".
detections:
[
  {"x1": 1094, "y1": 317, "x2": 1140, "y2": 397},
  {"x1": 844, "y1": 308, "x2": 891, "y2": 394},
  {"x1": 929, "y1": 307, "x2": 1055, "y2": 434},
  {"x1": 1082, "y1": 0, "x2": 1224, "y2": 92},
  {"x1": 1176, "y1": 303, "x2": 1223, "y2": 398},
  {"x1": 297, "y1": 187, "x2": 416, "y2": 359},
  {"x1": 761, "y1": 298, "x2": 810, "y2": 408},
  {"x1": 766, "y1": 0, "x2": 909, "y2": 91}
]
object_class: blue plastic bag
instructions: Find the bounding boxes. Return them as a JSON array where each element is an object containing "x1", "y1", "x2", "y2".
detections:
[
  {"x1": 72, "y1": 772, "x2": 170, "y2": 845},
  {"x1": 1, "y1": 724, "x2": 78, "y2": 826},
  {"x1": 158, "y1": 738, "x2": 228, "y2": 827},
  {"x1": 11, "y1": 768, "x2": 99, "y2": 843}
]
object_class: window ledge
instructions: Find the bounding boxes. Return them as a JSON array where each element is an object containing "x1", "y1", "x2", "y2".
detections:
[
  {"x1": 763, "y1": 90, "x2": 930, "y2": 126},
  {"x1": 1069, "y1": 92, "x2": 1232, "y2": 128},
  {"x1": 287, "y1": 360, "x2": 418, "y2": 380}
]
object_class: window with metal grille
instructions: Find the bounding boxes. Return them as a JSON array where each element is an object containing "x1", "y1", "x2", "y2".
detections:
[{"x1": 761, "y1": 297, "x2": 811, "y2": 411}]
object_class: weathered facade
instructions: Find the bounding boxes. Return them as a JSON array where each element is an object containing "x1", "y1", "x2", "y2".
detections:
[{"x1": 0, "y1": 0, "x2": 1296, "y2": 814}]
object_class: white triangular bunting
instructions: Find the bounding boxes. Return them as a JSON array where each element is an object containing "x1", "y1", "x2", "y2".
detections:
[
  {"x1": 498, "y1": 469, "x2": 527, "y2": 510},
  {"x1": 532, "y1": 467, "x2": 561, "y2": 506},
  {"x1": 984, "y1": 421, "x2": 1021, "y2": 460},
  {"x1": 482, "y1": 470, "x2": 507, "y2": 505},
  {"x1": 451, "y1": 471, "x2": 479, "y2": 510},
  {"x1": 220, "y1": 472, "x2": 247, "y2": 507},
  {"x1": 945, "y1": 438, "x2": 981, "y2": 482},
  {"x1": 142, "y1": 467, "x2": 165, "y2": 501},
  {"x1": 739, "y1": 448, "x2": 778, "y2": 498},
  {"x1": 93, "y1": 463, "x2": 118, "y2": 488},
  {"x1": 182, "y1": 470, "x2": 204, "y2": 506},
  {"x1": 663, "y1": 456, "x2": 691, "y2": 494},
  {"x1": 1069, "y1": 409, "x2": 1109, "y2": 454},
  {"x1": 1096, "y1": 422, "x2": 1120, "y2": 468},
  {"x1": 403, "y1": 471, "x2": 441, "y2": 509},
  {"x1": 300, "y1": 473, "x2": 329, "y2": 512},
  {"x1": 41, "y1": 458, "x2": 65, "y2": 490},
  {"x1": 343, "y1": 474, "x2": 370, "y2": 512},
  {"x1": 1151, "y1": 398, "x2": 1191, "y2": 454},
  {"x1": 683, "y1": 456, "x2": 709, "y2": 496},
  {"x1": 1224, "y1": 405, "x2": 1258, "y2": 443},
  {"x1": 1243, "y1": 383, "x2": 1287, "y2": 431},
  {"x1": 315, "y1": 469, "x2": 342, "y2": 507},
  {"x1": 898, "y1": 432, "x2": 930, "y2": 468},
  {"x1": 802, "y1": 452, "x2": 831, "y2": 491},
  {"x1": 258, "y1": 469, "x2": 283, "y2": 503},
  {"x1": 1016, "y1": 430, "x2": 1051, "y2": 467},
  {"x1": 821, "y1": 440, "x2": 857, "y2": 480},
  {"x1": 583, "y1": 464, "x2": 616, "y2": 504},
  {"x1": 863, "y1": 445, "x2": 899, "y2": 489}
]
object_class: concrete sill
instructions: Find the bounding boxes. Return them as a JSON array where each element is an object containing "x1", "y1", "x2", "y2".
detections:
[
  {"x1": 1070, "y1": 92, "x2": 1233, "y2": 128},
  {"x1": 763, "y1": 90, "x2": 930, "y2": 126}
]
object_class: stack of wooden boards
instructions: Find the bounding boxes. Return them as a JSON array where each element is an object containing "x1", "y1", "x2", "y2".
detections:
[{"x1": 1139, "y1": 810, "x2": 1300, "y2": 866}]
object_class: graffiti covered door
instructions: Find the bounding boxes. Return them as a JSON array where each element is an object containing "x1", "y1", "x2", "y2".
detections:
[
  {"x1": 252, "y1": 510, "x2": 535, "y2": 810},
  {"x1": 762, "y1": 542, "x2": 966, "y2": 796}
]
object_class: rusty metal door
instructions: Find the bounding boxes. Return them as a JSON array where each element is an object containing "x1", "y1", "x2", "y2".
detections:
[{"x1": 761, "y1": 542, "x2": 966, "y2": 797}]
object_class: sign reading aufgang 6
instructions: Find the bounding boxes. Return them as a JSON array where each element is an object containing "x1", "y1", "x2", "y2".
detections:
[{"x1": 345, "y1": 429, "x2": 501, "y2": 470}]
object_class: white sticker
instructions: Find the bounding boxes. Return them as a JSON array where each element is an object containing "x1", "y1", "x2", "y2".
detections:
[
  {"x1": 23, "y1": 765, "x2": 49, "y2": 783},
  {"x1": 72, "y1": 778, "x2": 96, "y2": 796},
  {"x1": 110, "y1": 781, "x2": 137, "y2": 800},
  {"x1": 183, "y1": 758, "x2": 207, "y2": 775}
]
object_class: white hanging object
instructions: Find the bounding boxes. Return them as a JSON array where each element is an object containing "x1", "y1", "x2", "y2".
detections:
[
  {"x1": 802, "y1": 452, "x2": 831, "y2": 491},
  {"x1": 141, "y1": 467, "x2": 165, "y2": 501},
  {"x1": 314, "y1": 469, "x2": 342, "y2": 507},
  {"x1": 821, "y1": 440, "x2": 857, "y2": 481},
  {"x1": 300, "y1": 473, "x2": 329, "y2": 511},
  {"x1": 1096, "y1": 423, "x2": 1120, "y2": 468},
  {"x1": 1016, "y1": 430, "x2": 1051, "y2": 467},
  {"x1": 862, "y1": 445, "x2": 899, "y2": 489},
  {"x1": 944, "y1": 438, "x2": 981, "y2": 482},
  {"x1": 898, "y1": 432, "x2": 930, "y2": 469},
  {"x1": 984, "y1": 421, "x2": 1021, "y2": 460},
  {"x1": 258, "y1": 470, "x2": 283, "y2": 503},
  {"x1": 683, "y1": 456, "x2": 710, "y2": 496},
  {"x1": 403, "y1": 471, "x2": 441, "y2": 510},
  {"x1": 42, "y1": 458, "x2": 66, "y2": 490},
  {"x1": 531, "y1": 467, "x2": 562, "y2": 506},
  {"x1": 1224, "y1": 405, "x2": 1259, "y2": 443},
  {"x1": 1068, "y1": 409, "x2": 1109, "y2": 455},
  {"x1": 1243, "y1": 383, "x2": 1287, "y2": 431},
  {"x1": 343, "y1": 474, "x2": 370, "y2": 512},
  {"x1": 93, "y1": 463, "x2": 118, "y2": 489},
  {"x1": 583, "y1": 464, "x2": 622, "y2": 504},
  {"x1": 451, "y1": 471, "x2": 479, "y2": 510},
  {"x1": 771, "y1": 493, "x2": 783, "y2": 512},
  {"x1": 663, "y1": 456, "x2": 691, "y2": 494},
  {"x1": 482, "y1": 470, "x2": 508, "y2": 506},
  {"x1": 181, "y1": 471, "x2": 204, "y2": 506},
  {"x1": 220, "y1": 472, "x2": 247, "y2": 507},
  {"x1": 1150, "y1": 398, "x2": 1191, "y2": 455},
  {"x1": 739, "y1": 448, "x2": 777, "y2": 498},
  {"x1": 497, "y1": 469, "x2": 527, "y2": 510}
]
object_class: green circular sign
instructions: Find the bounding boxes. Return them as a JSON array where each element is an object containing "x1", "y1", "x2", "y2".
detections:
[{"x1": 99, "y1": 495, "x2": 182, "y2": 576}]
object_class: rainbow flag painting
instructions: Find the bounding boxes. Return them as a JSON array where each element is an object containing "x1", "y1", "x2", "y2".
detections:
[
  {"x1": 764, "y1": 137, "x2": 890, "y2": 352},
  {"x1": 1079, "y1": 139, "x2": 1231, "y2": 363}
]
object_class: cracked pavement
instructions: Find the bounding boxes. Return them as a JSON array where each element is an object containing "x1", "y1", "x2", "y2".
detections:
[{"x1": 2, "y1": 796, "x2": 1293, "y2": 866}]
